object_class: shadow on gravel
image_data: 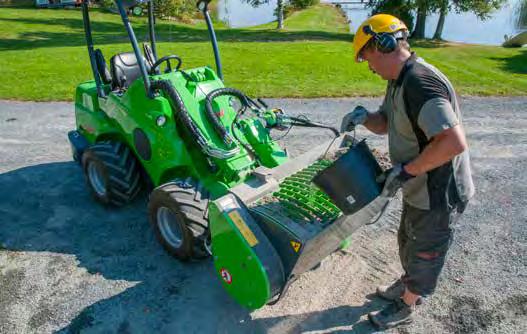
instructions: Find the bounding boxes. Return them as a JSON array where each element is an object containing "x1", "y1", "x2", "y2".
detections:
[
  {"x1": 0, "y1": 162, "x2": 252, "y2": 332},
  {"x1": 0, "y1": 161, "x2": 385, "y2": 332},
  {"x1": 251, "y1": 302, "x2": 385, "y2": 333}
]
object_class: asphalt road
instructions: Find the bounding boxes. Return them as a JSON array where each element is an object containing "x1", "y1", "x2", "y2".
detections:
[{"x1": 0, "y1": 97, "x2": 526, "y2": 333}]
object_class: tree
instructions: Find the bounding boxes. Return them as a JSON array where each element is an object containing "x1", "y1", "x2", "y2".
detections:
[
  {"x1": 277, "y1": 0, "x2": 284, "y2": 29},
  {"x1": 433, "y1": 0, "x2": 506, "y2": 40},
  {"x1": 244, "y1": 0, "x2": 285, "y2": 29},
  {"x1": 368, "y1": 0, "x2": 506, "y2": 40},
  {"x1": 367, "y1": 0, "x2": 415, "y2": 32},
  {"x1": 245, "y1": 0, "x2": 319, "y2": 29},
  {"x1": 518, "y1": 0, "x2": 527, "y2": 30},
  {"x1": 412, "y1": 0, "x2": 429, "y2": 39},
  {"x1": 433, "y1": 0, "x2": 448, "y2": 39}
]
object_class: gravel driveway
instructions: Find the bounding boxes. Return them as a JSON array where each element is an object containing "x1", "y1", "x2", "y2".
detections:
[{"x1": 0, "y1": 97, "x2": 526, "y2": 334}]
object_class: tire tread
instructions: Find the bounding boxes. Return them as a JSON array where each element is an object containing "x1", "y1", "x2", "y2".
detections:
[{"x1": 83, "y1": 140, "x2": 142, "y2": 206}]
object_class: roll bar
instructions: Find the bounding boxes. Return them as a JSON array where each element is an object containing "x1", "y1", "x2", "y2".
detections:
[
  {"x1": 197, "y1": 0, "x2": 223, "y2": 80},
  {"x1": 81, "y1": 0, "x2": 223, "y2": 99}
]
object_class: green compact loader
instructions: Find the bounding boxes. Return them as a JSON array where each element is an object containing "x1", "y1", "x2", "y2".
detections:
[{"x1": 69, "y1": 0, "x2": 392, "y2": 309}]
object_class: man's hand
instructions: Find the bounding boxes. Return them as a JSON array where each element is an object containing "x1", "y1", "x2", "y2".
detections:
[
  {"x1": 378, "y1": 164, "x2": 415, "y2": 197},
  {"x1": 340, "y1": 106, "x2": 368, "y2": 133}
]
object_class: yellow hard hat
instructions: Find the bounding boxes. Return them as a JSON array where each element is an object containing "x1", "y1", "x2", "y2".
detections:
[{"x1": 353, "y1": 14, "x2": 408, "y2": 62}]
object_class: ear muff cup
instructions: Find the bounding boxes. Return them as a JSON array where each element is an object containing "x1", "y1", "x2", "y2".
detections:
[
  {"x1": 363, "y1": 25, "x2": 398, "y2": 54},
  {"x1": 374, "y1": 32, "x2": 397, "y2": 54}
]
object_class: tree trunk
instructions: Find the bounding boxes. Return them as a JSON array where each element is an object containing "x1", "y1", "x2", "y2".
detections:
[
  {"x1": 433, "y1": 1, "x2": 448, "y2": 40},
  {"x1": 277, "y1": 0, "x2": 284, "y2": 30},
  {"x1": 412, "y1": 3, "x2": 427, "y2": 39}
]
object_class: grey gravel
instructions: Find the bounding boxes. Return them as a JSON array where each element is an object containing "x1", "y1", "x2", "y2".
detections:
[{"x1": 0, "y1": 97, "x2": 526, "y2": 334}]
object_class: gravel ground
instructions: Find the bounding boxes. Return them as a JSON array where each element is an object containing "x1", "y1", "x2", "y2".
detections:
[{"x1": 0, "y1": 97, "x2": 526, "y2": 334}]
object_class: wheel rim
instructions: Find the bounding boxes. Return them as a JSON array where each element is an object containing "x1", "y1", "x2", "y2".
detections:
[
  {"x1": 87, "y1": 161, "x2": 107, "y2": 197},
  {"x1": 157, "y1": 207, "x2": 184, "y2": 249}
]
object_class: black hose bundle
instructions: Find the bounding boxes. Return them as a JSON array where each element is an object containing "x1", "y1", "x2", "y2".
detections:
[
  {"x1": 204, "y1": 88, "x2": 250, "y2": 148},
  {"x1": 288, "y1": 116, "x2": 340, "y2": 138},
  {"x1": 150, "y1": 80, "x2": 209, "y2": 154}
]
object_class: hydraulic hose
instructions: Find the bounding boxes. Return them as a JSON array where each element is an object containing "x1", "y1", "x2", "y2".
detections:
[
  {"x1": 151, "y1": 80, "x2": 209, "y2": 153},
  {"x1": 287, "y1": 116, "x2": 341, "y2": 138},
  {"x1": 205, "y1": 88, "x2": 250, "y2": 148}
]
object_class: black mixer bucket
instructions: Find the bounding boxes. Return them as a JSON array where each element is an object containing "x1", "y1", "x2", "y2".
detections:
[{"x1": 313, "y1": 140, "x2": 383, "y2": 215}]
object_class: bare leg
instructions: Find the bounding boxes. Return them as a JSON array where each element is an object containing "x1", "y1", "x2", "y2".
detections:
[{"x1": 402, "y1": 288, "x2": 421, "y2": 306}]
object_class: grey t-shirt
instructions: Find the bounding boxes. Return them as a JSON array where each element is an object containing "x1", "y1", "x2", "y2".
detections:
[{"x1": 379, "y1": 53, "x2": 475, "y2": 210}]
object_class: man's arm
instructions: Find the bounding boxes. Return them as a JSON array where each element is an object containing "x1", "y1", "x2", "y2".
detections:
[
  {"x1": 404, "y1": 124, "x2": 467, "y2": 176},
  {"x1": 401, "y1": 65, "x2": 468, "y2": 176},
  {"x1": 364, "y1": 112, "x2": 388, "y2": 135}
]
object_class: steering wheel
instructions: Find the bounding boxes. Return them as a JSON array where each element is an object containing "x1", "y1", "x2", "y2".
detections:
[{"x1": 150, "y1": 55, "x2": 182, "y2": 74}]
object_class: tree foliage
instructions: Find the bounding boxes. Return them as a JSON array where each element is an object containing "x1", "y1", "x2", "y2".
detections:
[
  {"x1": 289, "y1": 0, "x2": 319, "y2": 9},
  {"x1": 152, "y1": 0, "x2": 196, "y2": 20},
  {"x1": 96, "y1": 0, "x2": 197, "y2": 21},
  {"x1": 367, "y1": 0, "x2": 506, "y2": 39},
  {"x1": 367, "y1": 0, "x2": 415, "y2": 32},
  {"x1": 517, "y1": 0, "x2": 527, "y2": 29},
  {"x1": 452, "y1": 0, "x2": 505, "y2": 19}
]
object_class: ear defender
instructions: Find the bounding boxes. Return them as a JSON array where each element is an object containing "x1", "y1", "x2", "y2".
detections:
[{"x1": 362, "y1": 25, "x2": 398, "y2": 54}]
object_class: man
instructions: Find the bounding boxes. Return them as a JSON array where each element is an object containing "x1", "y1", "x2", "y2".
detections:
[{"x1": 341, "y1": 14, "x2": 475, "y2": 329}]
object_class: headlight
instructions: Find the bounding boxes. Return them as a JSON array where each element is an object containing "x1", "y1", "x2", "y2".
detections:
[{"x1": 156, "y1": 115, "x2": 167, "y2": 127}]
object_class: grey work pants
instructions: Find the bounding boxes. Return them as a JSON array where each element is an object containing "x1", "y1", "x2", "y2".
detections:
[{"x1": 398, "y1": 202, "x2": 464, "y2": 297}]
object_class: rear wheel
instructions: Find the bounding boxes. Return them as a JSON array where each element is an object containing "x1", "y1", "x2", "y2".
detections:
[
  {"x1": 81, "y1": 141, "x2": 142, "y2": 206},
  {"x1": 148, "y1": 179, "x2": 210, "y2": 261}
]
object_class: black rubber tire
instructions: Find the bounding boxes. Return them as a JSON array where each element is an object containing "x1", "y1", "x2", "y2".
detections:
[
  {"x1": 81, "y1": 141, "x2": 142, "y2": 206},
  {"x1": 148, "y1": 178, "x2": 210, "y2": 261}
]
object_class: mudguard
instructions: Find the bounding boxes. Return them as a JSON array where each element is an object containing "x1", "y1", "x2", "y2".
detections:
[
  {"x1": 68, "y1": 130, "x2": 89, "y2": 162},
  {"x1": 209, "y1": 193, "x2": 285, "y2": 309}
]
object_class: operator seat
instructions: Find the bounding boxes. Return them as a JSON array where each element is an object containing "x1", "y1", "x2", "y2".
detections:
[
  {"x1": 94, "y1": 49, "x2": 112, "y2": 85},
  {"x1": 110, "y1": 52, "x2": 150, "y2": 91}
]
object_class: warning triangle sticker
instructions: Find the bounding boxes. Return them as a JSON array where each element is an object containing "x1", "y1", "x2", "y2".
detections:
[{"x1": 290, "y1": 240, "x2": 301, "y2": 253}]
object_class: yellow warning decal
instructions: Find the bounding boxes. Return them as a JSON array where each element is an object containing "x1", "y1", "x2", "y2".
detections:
[
  {"x1": 228, "y1": 211, "x2": 259, "y2": 247},
  {"x1": 290, "y1": 240, "x2": 301, "y2": 253}
]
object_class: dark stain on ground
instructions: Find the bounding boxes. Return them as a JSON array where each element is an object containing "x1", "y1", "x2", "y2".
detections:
[
  {"x1": 448, "y1": 296, "x2": 499, "y2": 333},
  {"x1": 0, "y1": 266, "x2": 25, "y2": 331},
  {"x1": 502, "y1": 295, "x2": 527, "y2": 319},
  {"x1": 29, "y1": 305, "x2": 56, "y2": 330},
  {"x1": 438, "y1": 295, "x2": 527, "y2": 333}
]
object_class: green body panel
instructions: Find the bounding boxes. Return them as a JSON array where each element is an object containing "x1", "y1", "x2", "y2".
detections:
[
  {"x1": 208, "y1": 202, "x2": 271, "y2": 310},
  {"x1": 74, "y1": 66, "x2": 288, "y2": 198},
  {"x1": 238, "y1": 118, "x2": 288, "y2": 167}
]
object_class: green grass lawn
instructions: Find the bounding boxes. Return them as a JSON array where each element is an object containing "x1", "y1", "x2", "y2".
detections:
[{"x1": 0, "y1": 4, "x2": 525, "y2": 101}]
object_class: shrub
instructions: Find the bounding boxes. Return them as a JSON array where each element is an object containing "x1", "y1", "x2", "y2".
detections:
[
  {"x1": 290, "y1": 0, "x2": 319, "y2": 9},
  {"x1": 95, "y1": 0, "x2": 197, "y2": 21},
  {"x1": 283, "y1": 0, "x2": 319, "y2": 19},
  {"x1": 0, "y1": 0, "x2": 33, "y2": 6},
  {"x1": 153, "y1": 0, "x2": 195, "y2": 21}
]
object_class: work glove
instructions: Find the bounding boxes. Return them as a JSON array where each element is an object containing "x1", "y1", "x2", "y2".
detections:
[
  {"x1": 377, "y1": 163, "x2": 415, "y2": 198},
  {"x1": 340, "y1": 106, "x2": 368, "y2": 133}
]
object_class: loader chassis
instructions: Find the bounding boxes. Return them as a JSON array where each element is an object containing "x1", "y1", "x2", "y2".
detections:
[{"x1": 71, "y1": 0, "x2": 386, "y2": 310}]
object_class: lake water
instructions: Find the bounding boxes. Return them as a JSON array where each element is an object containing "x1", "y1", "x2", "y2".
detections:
[
  {"x1": 217, "y1": 0, "x2": 278, "y2": 28},
  {"x1": 217, "y1": 0, "x2": 527, "y2": 45}
]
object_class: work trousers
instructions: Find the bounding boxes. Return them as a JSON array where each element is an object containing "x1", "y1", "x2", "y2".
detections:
[{"x1": 398, "y1": 202, "x2": 464, "y2": 297}]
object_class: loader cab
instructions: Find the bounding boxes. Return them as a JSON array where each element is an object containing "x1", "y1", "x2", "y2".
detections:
[{"x1": 80, "y1": 0, "x2": 222, "y2": 99}]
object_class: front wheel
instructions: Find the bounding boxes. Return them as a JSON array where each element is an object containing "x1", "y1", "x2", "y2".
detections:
[
  {"x1": 81, "y1": 141, "x2": 142, "y2": 206},
  {"x1": 148, "y1": 179, "x2": 210, "y2": 261}
]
